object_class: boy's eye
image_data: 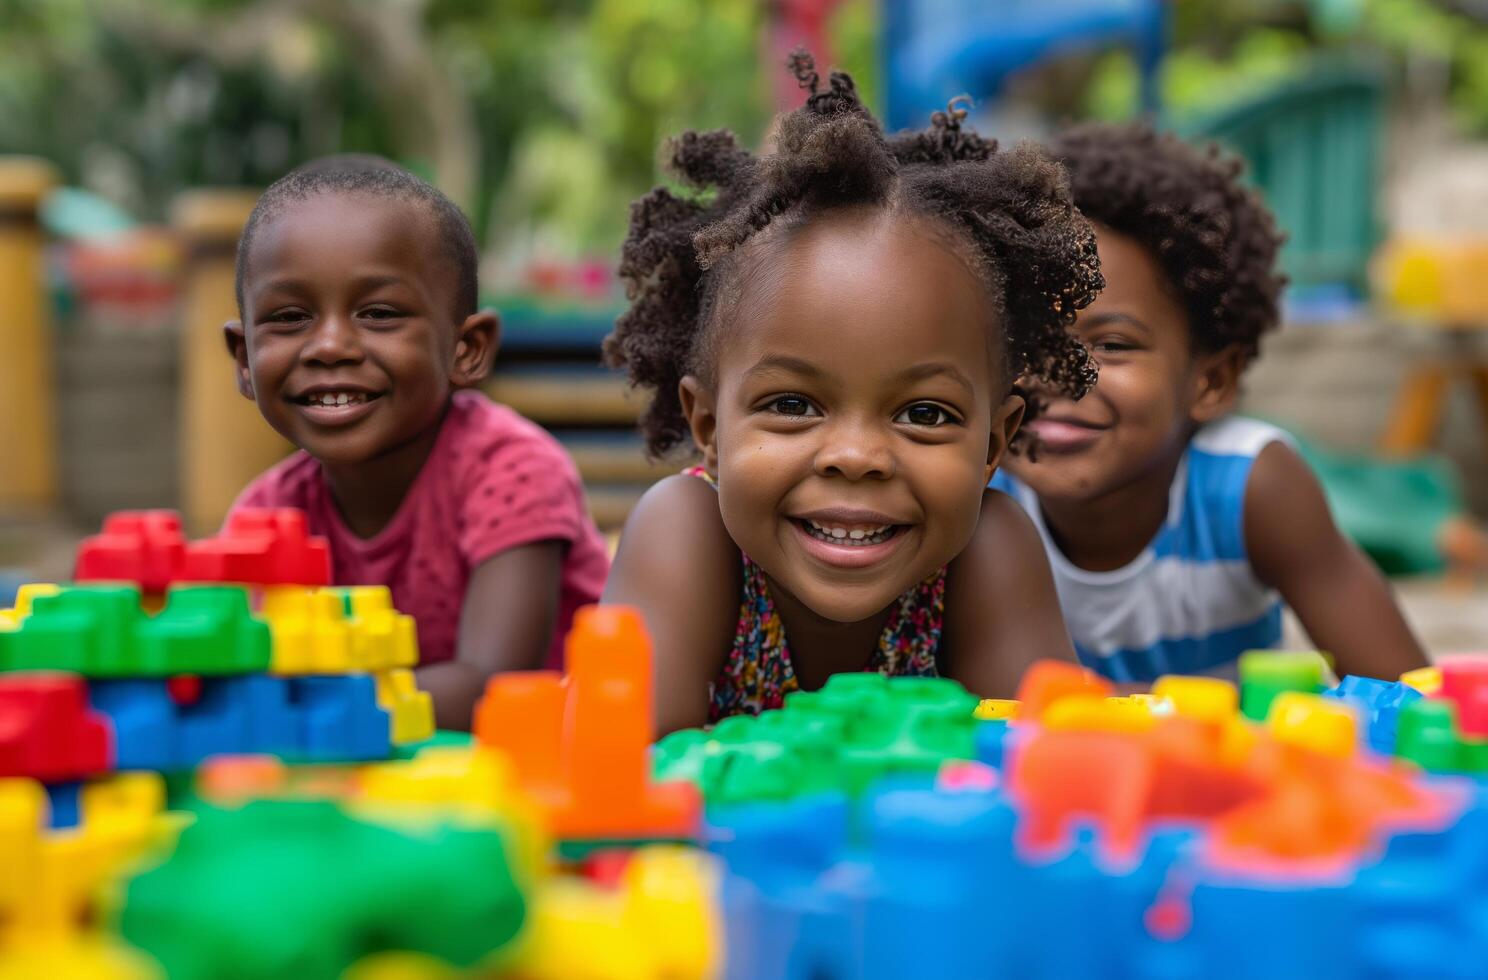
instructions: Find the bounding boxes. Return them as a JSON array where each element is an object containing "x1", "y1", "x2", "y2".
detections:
[
  {"x1": 265, "y1": 309, "x2": 309, "y2": 325},
  {"x1": 768, "y1": 395, "x2": 819, "y2": 417},
  {"x1": 895, "y1": 403, "x2": 958, "y2": 426},
  {"x1": 360, "y1": 306, "x2": 405, "y2": 321}
]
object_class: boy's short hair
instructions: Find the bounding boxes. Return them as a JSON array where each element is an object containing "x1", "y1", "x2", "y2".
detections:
[
  {"x1": 1049, "y1": 123, "x2": 1287, "y2": 366},
  {"x1": 235, "y1": 154, "x2": 479, "y2": 321}
]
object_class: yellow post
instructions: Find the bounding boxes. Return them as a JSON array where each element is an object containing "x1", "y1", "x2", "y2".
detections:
[
  {"x1": 173, "y1": 190, "x2": 288, "y2": 535},
  {"x1": 0, "y1": 157, "x2": 59, "y2": 511}
]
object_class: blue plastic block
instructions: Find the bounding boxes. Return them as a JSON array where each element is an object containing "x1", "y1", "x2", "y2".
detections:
[
  {"x1": 46, "y1": 781, "x2": 83, "y2": 829},
  {"x1": 232, "y1": 674, "x2": 297, "y2": 755},
  {"x1": 1324, "y1": 675, "x2": 1424, "y2": 754},
  {"x1": 974, "y1": 719, "x2": 1013, "y2": 770},
  {"x1": 90, "y1": 679, "x2": 176, "y2": 770},
  {"x1": 290, "y1": 675, "x2": 391, "y2": 761}
]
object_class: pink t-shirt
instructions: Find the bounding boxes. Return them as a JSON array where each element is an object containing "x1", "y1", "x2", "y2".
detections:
[{"x1": 230, "y1": 390, "x2": 609, "y2": 668}]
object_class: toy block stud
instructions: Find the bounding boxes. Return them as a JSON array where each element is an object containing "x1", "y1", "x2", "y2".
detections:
[
  {"x1": 1266, "y1": 692, "x2": 1359, "y2": 758},
  {"x1": 1400, "y1": 665, "x2": 1442, "y2": 696},
  {"x1": 0, "y1": 583, "x2": 60, "y2": 629},
  {"x1": 180, "y1": 508, "x2": 331, "y2": 586},
  {"x1": 1239, "y1": 651, "x2": 1327, "y2": 721},
  {"x1": 1395, "y1": 699, "x2": 1462, "y2": 773},
  {"x1": 142, "y1": 586, "x2": 272, "y2": 674},
  {"x1": 75, "y1": 510, "x2": 187, "y2": 593},
  {"x1": 374, "y1": 669, "x2": 434, "y2": 745},
  {"x1": 1153, "y1": 676, "x2": 1238, "y2": 724},
  {"x1": 1014, "y1": 660, "x2": 1113, "y2": 722},
  {"x1": 476, "y1": 671, "x2": 565, "y2": 800},
  {"x1": 0, "y1": 673, "x2": 114, "y2": 781},
  {"x1": 1438, "y1": 656, "x2": 1488, "y2": 737},
  {"x1": 974, "y1": 699, "x2": 1020, "y2": 721},
  {"x1": 339, "y1": 586, "x2": 419, "y2": 670},
  {"x1": 261, "y1": 586, "x2": 354, "y2": 674}
]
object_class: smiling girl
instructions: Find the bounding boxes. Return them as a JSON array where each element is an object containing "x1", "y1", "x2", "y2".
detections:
[
  {"x1": 602, "y1": 55, "x2": 1103, "y2": 732},
  {"x1": 225, "y1": 156, "x2": 608, "y2": 729}
]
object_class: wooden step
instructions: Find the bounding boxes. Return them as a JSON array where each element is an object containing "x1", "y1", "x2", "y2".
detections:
[
  {"x1": 583, "y1": 482, "x2": 652, "y2": 531},
  {"x1": 558, "y1": 430, "x2": 675, "y2": 485},
  {"x1": 485, "y1": 366, "x2": 644, "y2": 426}
]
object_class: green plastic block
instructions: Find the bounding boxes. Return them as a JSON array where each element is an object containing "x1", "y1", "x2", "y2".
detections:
[
  {"x1": 1239, "y1": 650, "x2": 1327, "y2": 721},
  {"x1": 1396, "y1": 699, "x2": 1462, "y2": 773},
  {"x1": 122, "y1": 798, "x2": 527, "y2": 980},
  {"x1": 0, "y1": 584, "x2": 268, "y2": 677}
]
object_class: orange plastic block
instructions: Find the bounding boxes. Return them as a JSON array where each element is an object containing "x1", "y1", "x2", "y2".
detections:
[
  {"x1": 475, "y1": 606, "x2": 700, "y2": 844},
  {"x1": 1014, "y1": 660, "x2": 1113, "y2": 722}
]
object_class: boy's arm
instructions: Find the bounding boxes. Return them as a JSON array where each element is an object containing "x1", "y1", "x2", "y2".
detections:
[
  {"x1": 942, "y1": 491, "x2": 1078, "y2": 699},
  {"x1": 1245, "y1": 441, "x2": 1430, "y2": 679},
  {"x1": 417, "y1": 540, "x2": 565, "y2": 730},
  {"x1": 602, "y1": 475, "x2": 740, "y2": 737}
]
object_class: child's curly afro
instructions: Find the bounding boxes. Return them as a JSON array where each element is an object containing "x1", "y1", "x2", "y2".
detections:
[
  {"x1": 604, "y1": 52, "x2": 1105, "y2": 458},
  {"x1": 1048, "y1": 122, "x2": 1287, "y2": 365}
]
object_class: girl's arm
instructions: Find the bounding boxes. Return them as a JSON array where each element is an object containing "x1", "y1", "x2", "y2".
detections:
[
  {"x1": 418, "y1": 540, "x2": 565, "y2": 730},
  {"x1": 942, "y1": 491, "x2": 1077, "y2": 698},
  {"x1": 1245, "y1": 441, "x2": 1429, "y2": 680},
  {"x1": 603, "y1": 474, "x2": 741, "y2": 736}
]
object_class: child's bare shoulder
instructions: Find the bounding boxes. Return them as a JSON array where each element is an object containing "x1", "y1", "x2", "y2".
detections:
[{"x1": 608, "y1": 474, "x2": 740, "y2": 597}]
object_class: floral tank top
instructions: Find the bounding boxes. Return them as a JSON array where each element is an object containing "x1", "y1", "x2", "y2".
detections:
[{"x1": 686, "y1": 467, "x2": 945, "y2": 722}]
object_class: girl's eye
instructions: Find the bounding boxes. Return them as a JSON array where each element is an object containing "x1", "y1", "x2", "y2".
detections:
[
  {"x1": 1094, "y1": 338, "x2": 1137, "y2": 353},
  {"x1": 895, "y1": 403, "x2": 957, "y2": 426},
  {"x1": 769, "y1": 395, "x2": 819, "y2": 417}
]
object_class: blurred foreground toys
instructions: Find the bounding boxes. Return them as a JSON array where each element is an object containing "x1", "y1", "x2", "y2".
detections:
[{"x1": 659, "y1": 652, "x2": 1488, "y2": 979}]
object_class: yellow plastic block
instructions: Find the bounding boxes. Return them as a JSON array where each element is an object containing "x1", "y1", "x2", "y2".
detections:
[
  {"x1": 375, "y1": 669, "x2": 435, "y2": 745},
  {"x1": 1401, "y1": 665, "x2": 1441, "y2": 697},
  {"x1": 0, "y1": 938, "x2": 160, "y2": 979},
  {"x1": 1152, "y1": 676, "x2": 1238, "y2": 724},
  {"x1": 1266, "y1": 692, "x2": 1358, "y2": 758},
  {"x1": 974, "y1": 699, "x2": 1020, "y2": 721},
  {"x1": 0, "y1": 582, "x2": 59, "y2": 629},
  {"x1": 0, "y1": 772, "x2": 175, "y2": 945},
  {"x1": 261, "y1": 585, "x2": 418, "y2": 674},
  {"x1": 512, "y1": 846, "x2": 720, "y2": 980},
  {"x1": 1044, "y1": 695, "x2": 1156, "y2": 733}
]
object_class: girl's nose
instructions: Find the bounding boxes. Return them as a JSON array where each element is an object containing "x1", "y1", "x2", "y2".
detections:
[
  {"x1": 813, "y1": 418, "x2": 896, "y2": 481},
  {"x1": 301, "y1": 315, "x2": 365, "y2": 366}
]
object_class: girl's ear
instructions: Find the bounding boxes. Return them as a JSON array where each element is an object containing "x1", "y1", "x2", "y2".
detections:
[
  {"x1": 451, "y1": 310, "x2": 501, "y2": 387},
  {"x1": 1190, "y1": 344, "x2": 1246, "y2": 424},
  {"x1": 223, "y1": 320, "x2": 255, "y2": 400},
  {"x1": 984, "y1": 391, "x2": 1026, "y2": 483},
  {"x1": 679, "y1": 375, "x2": 719, "y2": 472}
]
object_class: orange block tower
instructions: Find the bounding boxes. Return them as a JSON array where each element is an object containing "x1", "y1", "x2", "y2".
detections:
[{"x1": 474, "y1": 606, "x2": 700, "y2": 855}]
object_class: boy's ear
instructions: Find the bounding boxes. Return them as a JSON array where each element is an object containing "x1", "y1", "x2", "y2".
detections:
[
  {"x1": 223, "y1": 320, "x2": 255, "y2": 401},
  {"x1": 678, "y1": 375, "x2": 719, "y2": 473},
  {"x1": 451, "y1": 310, "x2": 501, "y2": 387},
  {"x1": 1190, "y1": 344, "x2": 1246, "y2": 424},
  {"x1": 985, "y1": 391, "x2": 1026, "y2": 483}
]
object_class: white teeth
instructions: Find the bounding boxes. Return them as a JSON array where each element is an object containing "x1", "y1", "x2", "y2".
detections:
[
  {"x1": 307, "y1": 392, "x2": 369, "y2": 407},
  {"x1": 849, "y1": 530, "x2": 866, "y2": 540},
  {"x1": 802, "y1": 519, "x2": 896, "y2": 547},
  {"x1": 831, "y1": 528, "x2": 847, "y2": 539}
]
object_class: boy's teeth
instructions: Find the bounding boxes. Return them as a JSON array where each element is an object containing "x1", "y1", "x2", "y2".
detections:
[{"x1": 309, "y1": 392, "x2": 368, "y2": 407}]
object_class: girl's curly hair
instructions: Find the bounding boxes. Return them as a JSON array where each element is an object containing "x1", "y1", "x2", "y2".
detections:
[
  {"x1": 1048, "y1": 122, "x2": 1286, "y2": 364},
  {"x1": 605, "y1": 52, "x2": 1103, "y2": 458}
]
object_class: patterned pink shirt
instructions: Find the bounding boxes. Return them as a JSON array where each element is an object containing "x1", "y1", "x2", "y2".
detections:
[{"x1": 230, "y1": 390, "x2": 609, "y2": 668}]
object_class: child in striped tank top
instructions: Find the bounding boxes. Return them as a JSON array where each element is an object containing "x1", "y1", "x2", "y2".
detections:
[
  {"x1": 601, "y1": 53, "x2": 1103, "y2": 733},
  {"x1": 992, "y1": 123, "x2": 1428, "y2": 683}
]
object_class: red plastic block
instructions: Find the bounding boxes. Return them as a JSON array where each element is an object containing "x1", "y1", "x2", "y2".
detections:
[
  {"x1": 476, "y1": 605, "x2": 700, "y2": 843},
  {"x1": 0, "y1": 672, "x2": 114, "y2": 781},
  {"x1": 75, "y1": 510, "x2": 187, "y2": 593},
  {"x1": 180, "y1": 509, "x2": 331, "y2": 587},
  {"x1": 1439, "y1": 656, "x2": 1488, "y2": 737}
]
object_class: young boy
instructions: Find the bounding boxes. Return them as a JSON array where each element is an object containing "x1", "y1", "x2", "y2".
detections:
[
  {"x1": 992, "y1": 123, "x2": 1428, "y2": 682},
  {"x1": 226, "y1": 156, "x2": 609, "y2": 728}
]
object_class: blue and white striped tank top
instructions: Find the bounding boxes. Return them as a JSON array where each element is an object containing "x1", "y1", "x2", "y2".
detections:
[{"x1": 990, "y1": 416, "x2": 1290, "y2": 682}]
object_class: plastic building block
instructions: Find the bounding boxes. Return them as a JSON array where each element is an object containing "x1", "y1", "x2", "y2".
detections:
[
  {"x1": 1044, "y1": 695, "x2": 1158, "y2": 733},
  {"x1": 120, "y1": 798, "x2": 527, "y2": 980},
  {"x1": 261, "y1": 585, "x2": 418, "y2": 674},
  {"x1": 45, "y1": 780, "x2": 82, "y2": 829},
  {"x1": 1439, "y1": 656, "x2": 1488, "y2": 737},
  {"x1": 974, "y1": 698, "x2": 1020, "y2": 721},
  {"x1": 179, "y1": 508, "x2": 330, "y2": 586},
  {"x1": 1266, "y1": 692, "x2": 1359, "y2": 758},
  {"x1": 1322, "y1": 675, "x2": 1423, "y2": 754},
  {"x1": 1396, "y1": 699, "x2": 1464, "y2": 773},
  {"x1": 476, "y1": 606, "x2": 699, "y2": 848},
  {"x1": 0, "y1": 583, "x2": 59, "y2": 628},
  {"x1": 75, "y1": 510, "x2": 187, "y2": 593},
  {"x1": 511, "y1": 846, "x2": 720, "y2": 980},
  {"x1": 0, "y1": 585, "x2": 270, "y2": 677},
  {"x1": 1401, "y1": 664, "x2": 1442, "y2": 696},
  {"x1": 1239, "y1": 650, "x2": 1327, "y2": 721},
  {"x1": 292, "y1": 674, "x2": 392, "y2": 762},
  {"x1": 374, "y1": 669, "x2": 434, "y2": 745},
  {"x1": 1153, "y1": 675, "x2": 1236, "y2": 723},
  {"x1": 1014, "y1": 660, "x2": 1113, "y2": 721},
  {"x1": 0, "y1": 939, "x2": 159, "y2": 980},
  {"x1": 0, "y1": 673, "x2": 113, "y2": 781}
]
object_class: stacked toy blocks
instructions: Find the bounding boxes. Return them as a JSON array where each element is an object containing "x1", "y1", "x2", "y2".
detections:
[
  {"x1": 474, "y1": 604, "x2": 702, "y2": 857},
  {"x1": 0, "y1": 508, "x2": 432, "y2": 779}
]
